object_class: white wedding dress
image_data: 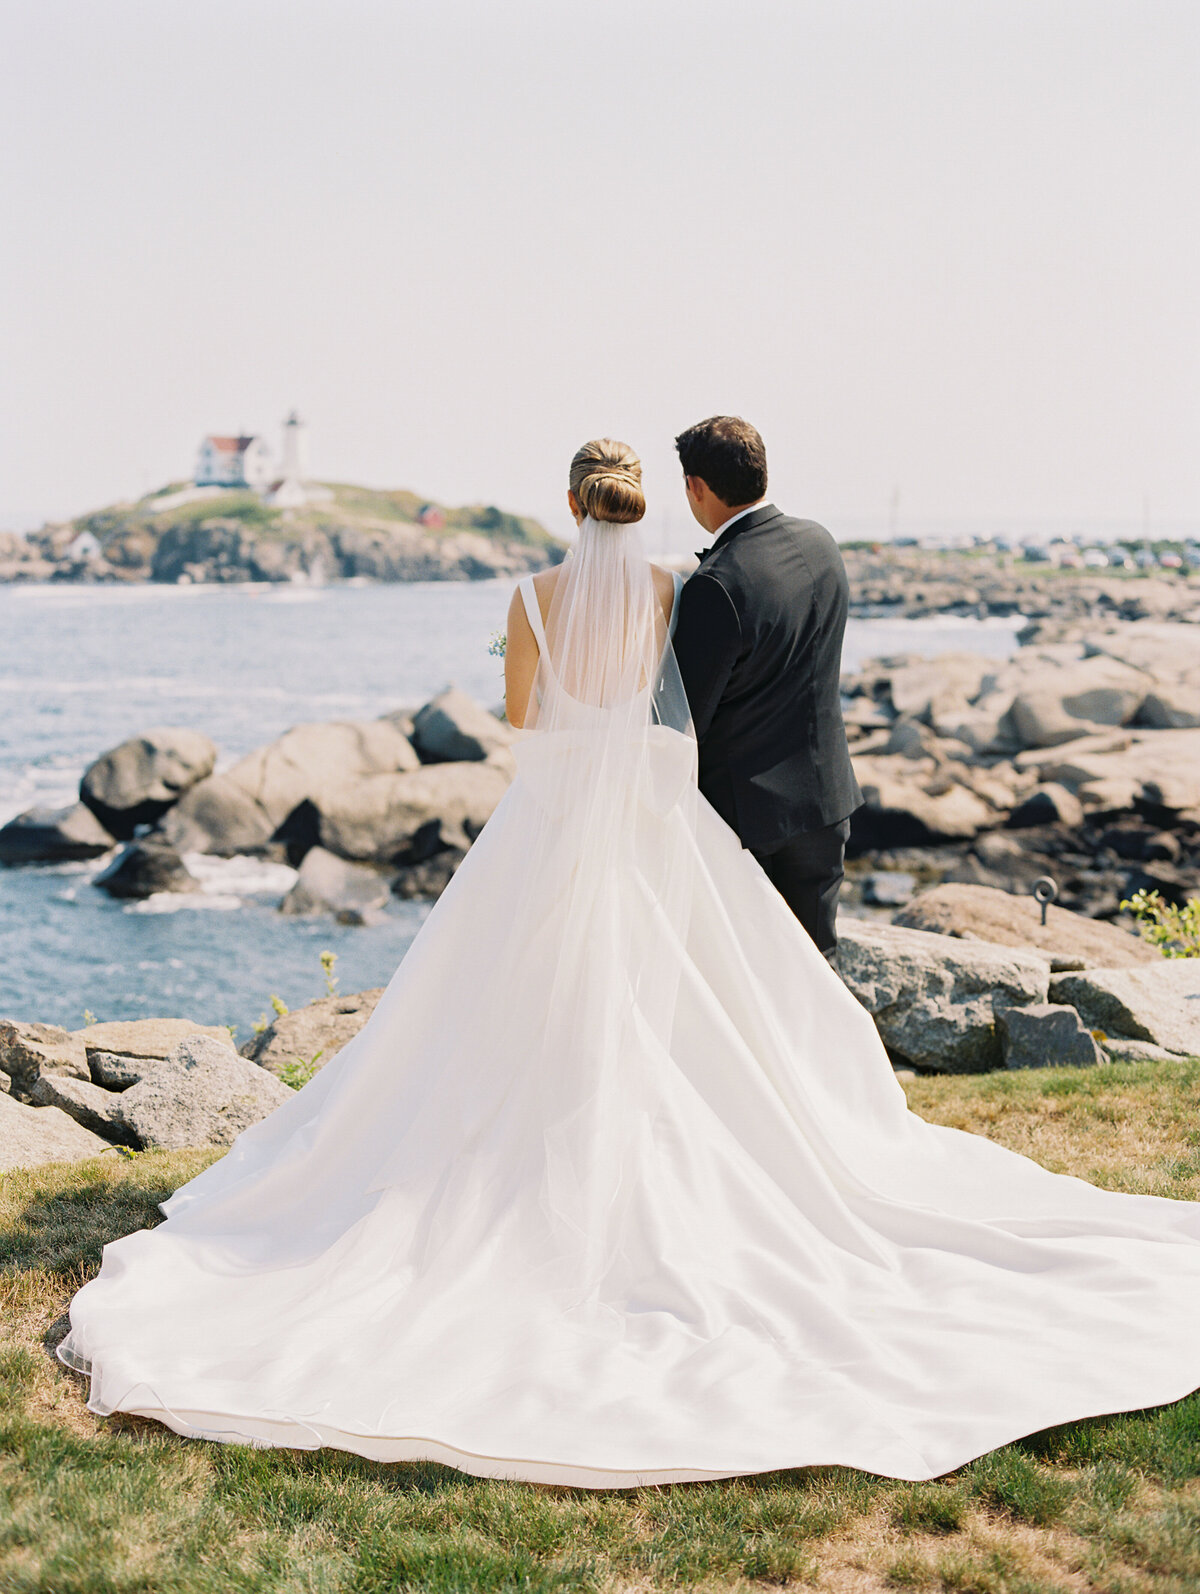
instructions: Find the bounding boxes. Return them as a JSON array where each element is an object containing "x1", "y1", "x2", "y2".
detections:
[{"x1": 59, "y1": 520, "x2": 1200, "y2": 1488}]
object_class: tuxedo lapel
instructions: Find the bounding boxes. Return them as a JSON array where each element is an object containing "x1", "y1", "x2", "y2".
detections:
[{"x1": 695, "y1": 503, "x2": 781, "y2": 567}]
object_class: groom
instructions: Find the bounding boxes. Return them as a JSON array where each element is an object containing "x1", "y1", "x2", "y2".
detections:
[{"x1": 672, "y1": 415, "x2": 862, "y2": 964}]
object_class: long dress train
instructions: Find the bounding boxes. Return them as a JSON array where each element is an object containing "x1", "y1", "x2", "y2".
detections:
[{"x1": 57, "y1": 557, "x2": 1200, "y2": 1488}]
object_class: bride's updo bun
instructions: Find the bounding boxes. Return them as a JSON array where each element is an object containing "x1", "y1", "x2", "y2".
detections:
[{"x1": 569, "y1": 438, "x2": 646, "y2": 525}]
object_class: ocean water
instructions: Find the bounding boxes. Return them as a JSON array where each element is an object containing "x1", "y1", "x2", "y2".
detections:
[{"x1": 0, "y1": 581, "x2": 1022, "y2": 1034}]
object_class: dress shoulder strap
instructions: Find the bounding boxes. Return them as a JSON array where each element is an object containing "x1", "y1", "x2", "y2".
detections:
[
  {"x1": 518, "y1": 576, "x2": 550, "y2": 656},
  {"x1": 669, "y1": 570, "x2": 684, "y2": 636}
]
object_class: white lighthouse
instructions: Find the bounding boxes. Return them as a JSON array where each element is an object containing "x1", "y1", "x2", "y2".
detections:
[{"x1": 266, "y1": 411, "x2": 311, "y2": 508}]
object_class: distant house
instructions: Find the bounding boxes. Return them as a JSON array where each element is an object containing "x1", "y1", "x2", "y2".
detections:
[
  {"x1": 66, "y1": 529, "x2": 101, "y2": 561},
  {"x1": 418, "y1": 504, "x2": 446, "y2": 529},
  {"x1": 195, "y1": 434, "x2": 273, "y2": 490}
]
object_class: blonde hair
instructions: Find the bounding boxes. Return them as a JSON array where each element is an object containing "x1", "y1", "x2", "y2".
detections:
[{"x1": 569, "y1": 438, "x2": 645, "y2": 525}]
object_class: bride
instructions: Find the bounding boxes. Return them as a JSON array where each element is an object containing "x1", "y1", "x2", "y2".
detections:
[{"x1": 58, "y1": 439, "x2": 1200, "y2": 1488}]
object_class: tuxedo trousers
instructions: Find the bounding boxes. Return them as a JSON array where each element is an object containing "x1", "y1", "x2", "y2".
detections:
[{"x1": 750, "y1": 817, "x2": 851, "y2": 965}]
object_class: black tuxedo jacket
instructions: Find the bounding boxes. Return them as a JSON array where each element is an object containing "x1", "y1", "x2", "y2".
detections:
[{"x1": 672, "y1": 504, "x2": 862, "y2": 851}]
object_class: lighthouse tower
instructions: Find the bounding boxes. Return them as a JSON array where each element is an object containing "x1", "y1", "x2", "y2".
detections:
[
  {"x1": 266, "y1": 411, "x2": 312, "y2": 508},
  {"x1": 282, "y1": 410, "x2": 309, "y2": 482}
]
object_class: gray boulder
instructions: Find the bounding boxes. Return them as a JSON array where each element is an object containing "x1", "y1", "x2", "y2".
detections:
[
  {"x1": 0, "y1": 1091, "x2": 112, "y2": 1171},
  {"x1": 242, "y1": 988, "x2": 383, "y2": 1078},
  {"x1": 1049, "y1": 964, "x2": 1200, "y2": 1057},
  {"x1": 225, "y1": 720, "x2": 421, "y2": 830},
  {"x1": 319, "y1": 761, "x2": 510, "y2": 865},
  {"x1": 94, "y1": 838, "x2": 200, "y2": 898},
  {"x1": 160, "y1": 719, "x2": 420, "y2": 856},
  {"x1": 1138, "y1": 686, "x2": 1200, "y2": 730},
  {"x1": 838, "y1": 919, "x2": 1051, "y2": 1073},
  {"x1": 377, "y1": 706, "x2": 417, "y2": 739},
  {"x1": 88, "y1": 1050, "x2": 152, "y2": 1089},
  {"x1": 1007, "y1": 783, "x2": 1084, "y2": 830},
  {"x1": 849, "y1": 763, "x2": 996, "y2": 848},
  {"x1": 0, "y1": 802, "x2": 115, "y2": 864},
  {"x1": 118, "y1": 1034, "x2": 291, "y2": 1150},
  {"x1": 885, "y1": 655, "x2": 996, "y2": 723},
  {"x1": 279, "y1": 846, "x2": 391, "y2": 926},
  {"x1": 894, "y1": 883, "x2": 1160, "y2": 972},
  {"x1": 75, "y1": 1017, "x2": 233, "y2": 1065},
  {"x1": 80, "y1": 727, "x2": 217, "y2": 839},
  {"x1": 392, "y1": 849, "x2": 467, "y2": 900},
  {"x1": 0, "y1": 1020, "x2": 90, "y2": 1101},
  {"x1": 412, "y1": 688, "x2": 515, "y2": 763},
  {"x1": 998, "y1": 658, "x2": 1151, "y2": 751},
  {"x1": 159, "y1": 772, "x2": 279, "y2": 856},
  {"x1": 997, "y1": 1002, "x2": 1105, "y2": 1070},
  {"x1": 861, "y1": 871, "x2": 916, "y2": 908},
  {"x1": 883, "y1": 719, "x2": 938, "y2": 760},
  {"x1": 1097, "y1": 1037, "x2": 1184, "y2": 1064},
  {"x1": 29, "y1": 1072, "x2": 136, "y2": 1144}
]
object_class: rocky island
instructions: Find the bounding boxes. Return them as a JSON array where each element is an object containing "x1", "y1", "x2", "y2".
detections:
[{"x1": 0, "y1": 480, "x2": 564, "y2": 585}]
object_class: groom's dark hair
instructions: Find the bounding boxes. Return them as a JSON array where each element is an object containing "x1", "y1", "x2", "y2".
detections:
[{"x1": 674, "y1": 416, "x2": 767, "y2": 506}]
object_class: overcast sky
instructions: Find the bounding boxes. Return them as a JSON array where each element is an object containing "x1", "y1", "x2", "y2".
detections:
[{"x1": 2, "y1": 0, "x2": 1197, "y2": 547}]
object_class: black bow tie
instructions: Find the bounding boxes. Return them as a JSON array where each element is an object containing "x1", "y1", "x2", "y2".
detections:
[{"x1": 693, "y1": 548, "x2": 709, "y2": 563}]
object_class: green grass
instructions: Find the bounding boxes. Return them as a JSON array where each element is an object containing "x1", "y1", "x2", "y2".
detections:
[
  {"x1": 147, "y1": 492, "x2": 282, "y2": 529},
  {"x1": 3, "y1": 1064, "x2": 1199, "y2": 1592},
  {"x1": 325, "y1": 482, "x2": 560, "y2": 548}
]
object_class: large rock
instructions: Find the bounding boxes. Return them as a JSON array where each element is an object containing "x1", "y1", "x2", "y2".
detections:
[
  {"x1": 118, "y1": 1034, "x2": 291, "y2": 1150},
  {"x1": 837, "y1": 919, "x2": 1051, "y2": 1072},
  {"x1": 861, "y1": 871, "x2": 916, "y2": 908},
  {"x1": 278, "y1": 846, "x2": 391, "y2": 926},
  {"x1": 93, "y1": 838, "x2": 200, "y2": 898},
  {"x1": 0, "y1": 1020, "x2": 90, "y2": 1101},
  {"x1": 0, "y1": 1091, "x2": 112, "y2": 1171},
  {"x1": 1088, "y1": 623, "x2": 1200, "y2": 689},
  {"x1": 1049, "y1": 964, "x2": 1200, "y2": 1057},
  {"x1": 884, "y1": 655, "x2": 997, "y2": 723},
  {"x1": 392, "y1": 849, "x2": 467, "y2": 900},
  {"x1": 412, "y1": 688, "x2": 515, "y2": 763},
  {"x1": 88, "y1": 1050, "x2": 152, "y2": 1089},
  {"x1": 849, "y1": 764, "x2": 996, "y2": 850},
  {"x1": 80, "y1": 727, "x2": 217, "y2": 839},
  {"x1": 1138, "y1": 686, "x2": 1200, "y2": 730},
  {"x1": 1006, "y1": 783, "x2": 1084, "y2": 830},
  {"x1": 1098, "y1": 1037, "x2": 1186, "y2": 1065},
  {"x1": 319, "y1": 761, "x2": 510, "y2": 865},
  {"x1": 0, "y1": 802, "x2": 115, "y2": 864},
  {"x1": 159, "y1": 772, "x2": 279, "y2": 856},
  {"x1": 160, "y1": 720, "x2": 419, "y2": 856},
  {"x1": 29, "y1": 1072, "x2": 136, "y2": 1144},
  {"x1": 377, "y1": 706, "x2": 417, "y2": 739},
  {"x1": 997, "y1": 1002, "x2": 1105, "y2": 1070},
  {"x1": 998, "y1": 657, "x2": 1151, "y2": 751},
  {"x1": 1021, "y1": 728, "x2": 1200, "y2": 816},
  {"x1": 225, "y1": 720, "x2": 421, "y2": 831},
  {"x1": 74, "y1": 1018, "x2": 233, "y2": 1064},
  {"x1": 241, "y1": 988, "x2": 383, "y2": 1078},
  {"x1": 894, "y1": 883, "x2": 1161, "y2": 972}
]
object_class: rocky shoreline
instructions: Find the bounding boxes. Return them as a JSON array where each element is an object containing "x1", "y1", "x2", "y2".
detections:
[
  {"x1": 3, "y1": 874, "x2": 1193, "y2": 1174},
  {"x1": 4, "y1": 608, "x2": 1200, "y2": 935},
  {"x1": 0, "y1": 687, "x2": 516, "y2": 919},
  {"x1": 840, "y1": 617, "x2": 1200, "y2": 921},
  {"x1": 842, "y1": 543, "x2": 1200, "y2": 626}
]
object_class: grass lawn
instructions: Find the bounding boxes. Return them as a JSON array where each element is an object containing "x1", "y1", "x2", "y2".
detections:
[{"x1": 3, "y1": 1058, "x2": 1199, "y2": 1593}]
